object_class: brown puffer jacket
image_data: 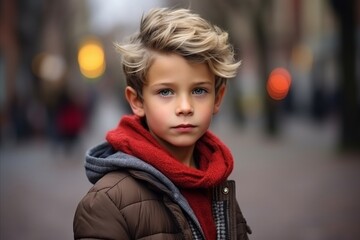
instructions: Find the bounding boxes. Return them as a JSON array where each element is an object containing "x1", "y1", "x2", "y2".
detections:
[
  {"x1": 74, "y1": 170, "x2": 251, "y2": 239},
  {"x1": 73, "y1": 143, "x2": 251, "y2": 239}
]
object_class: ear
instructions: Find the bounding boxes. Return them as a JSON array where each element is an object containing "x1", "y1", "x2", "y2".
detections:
[
  {"x1": 213, "y1": 84, "x2": 226, "y2": 115},
  {"x1": 125, "y1": 86, "x2": 145, "y2": 117}
]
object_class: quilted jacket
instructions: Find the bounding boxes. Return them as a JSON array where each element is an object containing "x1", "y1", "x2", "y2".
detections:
[{"x1": 73, "y1": 143, "x2": 251, "y2": 239}]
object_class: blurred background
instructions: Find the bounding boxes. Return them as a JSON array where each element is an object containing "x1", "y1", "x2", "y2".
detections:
[{"x1": 0, "y1": 0, "x2": 359, "y2": 239}]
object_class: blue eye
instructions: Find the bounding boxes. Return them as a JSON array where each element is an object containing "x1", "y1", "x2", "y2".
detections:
[
  {"x1": 192, "y1": 88, "x2": 207, "y2": 95},
  {"x1": 158, "y1": 89, "x2": 173, "y2": 96}
]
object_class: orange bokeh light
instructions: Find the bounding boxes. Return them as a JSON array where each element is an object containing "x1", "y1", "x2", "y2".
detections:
[
  {"x1": 267, "y1": 68, "x2": 292, "y2": 100},
  {"x1": 78, "y1": 38, "x2": 106, "y2": 79}
]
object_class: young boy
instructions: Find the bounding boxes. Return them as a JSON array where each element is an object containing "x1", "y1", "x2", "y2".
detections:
[{"x1": 73, "y1": 8, "x2": 251, "y2": 240}]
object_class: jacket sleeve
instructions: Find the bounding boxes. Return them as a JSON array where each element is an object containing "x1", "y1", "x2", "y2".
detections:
[
  {"x1": 235, "y1": 199, "x2": 252, "y2": 240},
  {"x1": 73, "y1": 190, "x2": 130, "y2": 240}
]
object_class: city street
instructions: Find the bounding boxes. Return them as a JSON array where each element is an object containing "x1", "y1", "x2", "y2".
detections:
[
  {"x1": 1, "y1": 97, "x2": 360, "y2": 240},
  {"x1": 2, "y1": 1, "x2": 359, "y2": 239}
]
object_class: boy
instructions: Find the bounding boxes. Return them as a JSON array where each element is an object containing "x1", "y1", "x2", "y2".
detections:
[{"x1": 73, "y1": 8, "x2": 251, "y2": 240}]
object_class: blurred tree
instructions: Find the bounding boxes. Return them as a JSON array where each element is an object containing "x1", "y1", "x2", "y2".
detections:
[
  {"x1": 212, "y1": 0, "x2": 277, "y2": 135},
  {"x1": 250, "y1": 0, "x2": 277, "y2": 136},
  {"x1": 330, "y1": 0, "x2": 360, "y2": 152}
]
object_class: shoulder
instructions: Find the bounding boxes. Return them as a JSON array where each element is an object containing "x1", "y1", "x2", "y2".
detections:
[
  {"x1": 74, "y1": 171, "x2": 188, "y2": 239},
  {"x1": 74, "y1": 170, "x2": 163, "y2": 237},
  {"x1": 86, "y1": 170, "x2": 162, "y2": 210},
  {"x1": 90, "y1": 170, "x2": 132, "y2": 192}
]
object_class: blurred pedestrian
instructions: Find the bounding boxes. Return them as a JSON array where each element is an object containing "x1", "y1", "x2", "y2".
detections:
[
  {"x1": 74, "y1": 8, "x2": 251, "y2": 239},
  {"x1": 55, "y1": 91, "x2": 86, "y2": 153}
]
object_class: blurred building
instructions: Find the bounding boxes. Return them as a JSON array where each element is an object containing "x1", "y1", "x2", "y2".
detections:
[
  {"x1": 0, "y1": 0, "x2": 91, "y2": 144},
  {"x1": 1, "y1": 0, "x2": 358, "y2": 149}
]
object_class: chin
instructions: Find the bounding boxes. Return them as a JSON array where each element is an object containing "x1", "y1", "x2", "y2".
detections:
[{"x1": 170, "y1": 139, "x2": 198, "y2": 148}]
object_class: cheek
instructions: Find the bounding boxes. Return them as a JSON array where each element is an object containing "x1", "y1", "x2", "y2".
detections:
[
  {"x1": 145, "y1": 99, "x2": 167, "y2": 114},
  {"x1": 143, "y1": 102, "x2": 169, "y2": 125},
  {"x1": 198, "y1": 98, "x2": 216, "y2": 114},
  {"x1": 197, "y1": 103, "x2": 215, "y2": 124}
]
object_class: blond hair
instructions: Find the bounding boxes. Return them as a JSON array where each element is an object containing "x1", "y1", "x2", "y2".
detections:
[{"x1": 115, "y1": 8, "x2": 240, "y2": 99}]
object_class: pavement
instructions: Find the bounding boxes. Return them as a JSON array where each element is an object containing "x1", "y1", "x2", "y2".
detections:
[{"x1": 1, "y1": 95, "x2": 360, "y2": 240}]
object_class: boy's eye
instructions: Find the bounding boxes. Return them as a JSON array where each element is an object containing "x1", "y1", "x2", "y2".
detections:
[
  {"x1": 192, "y1": 88, "x2": 207, "y2": 95},
  {"x1": 158, "y1": 89, "x2": 173, "y2": 96}
]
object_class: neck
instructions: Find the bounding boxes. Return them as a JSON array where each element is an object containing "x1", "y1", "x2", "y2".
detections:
[
  {"x1": 159, "y1": 141, "x2": 196, "y2": 168},
  {"x1": 171, "y1": 145, "x2": 196, "y2": 168}
]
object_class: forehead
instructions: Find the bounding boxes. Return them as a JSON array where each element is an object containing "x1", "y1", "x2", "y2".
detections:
[{"x1": 146, "y1": 53, "x2": 214, "y2": 85}]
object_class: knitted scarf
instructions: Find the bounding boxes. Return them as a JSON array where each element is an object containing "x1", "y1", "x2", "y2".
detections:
[{"x1": 106, "y1": 115, "x2": 234, "y2": 239}]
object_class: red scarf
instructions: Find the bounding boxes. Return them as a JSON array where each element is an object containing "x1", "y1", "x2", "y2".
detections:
[{"x1": 106, "y1": 115, "x2": 234, "y2": 239}]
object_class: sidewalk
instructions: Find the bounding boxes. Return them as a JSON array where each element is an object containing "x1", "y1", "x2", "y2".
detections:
[
  {"x1": 212, "y1": 115, "x2": 360, "y2": 240},
  {"x1": 1, "y1": 97, "x2": 359, "y2": 239}
]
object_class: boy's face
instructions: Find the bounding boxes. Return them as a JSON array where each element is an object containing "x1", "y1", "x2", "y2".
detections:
[{"x1": 127, "y1": 53, "x2": 225, "y2": 154}]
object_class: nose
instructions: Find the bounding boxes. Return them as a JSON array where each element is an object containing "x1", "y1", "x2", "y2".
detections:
[{"x1": 176, "y1": 95, "x2": 194, "y2": 116}]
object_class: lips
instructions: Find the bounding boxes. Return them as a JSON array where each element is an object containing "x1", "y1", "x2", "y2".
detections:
[
  {"x1": 174, "y1": 124, "x2": 195, "y2": 128},
  {"x1": 174, "y1": 124, "x2": 195, "y2": 129},
  {"x1": 173, "y1": 124, "x2": 196, "y2": 132}
]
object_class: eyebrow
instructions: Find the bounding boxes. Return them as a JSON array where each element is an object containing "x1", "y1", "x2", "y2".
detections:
[
  {"x1": 150, "y1": 80, "x2": 213, "y2": 87},
  {"x1": 154, "y1": 80, "x2": 212, "y2": 85},
  {"x1": 193, "y1": 81, "x2": 213, "y2": 85},
  {"x1": 148, "y1": 82, "x2": 174, "y2": 88}
]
